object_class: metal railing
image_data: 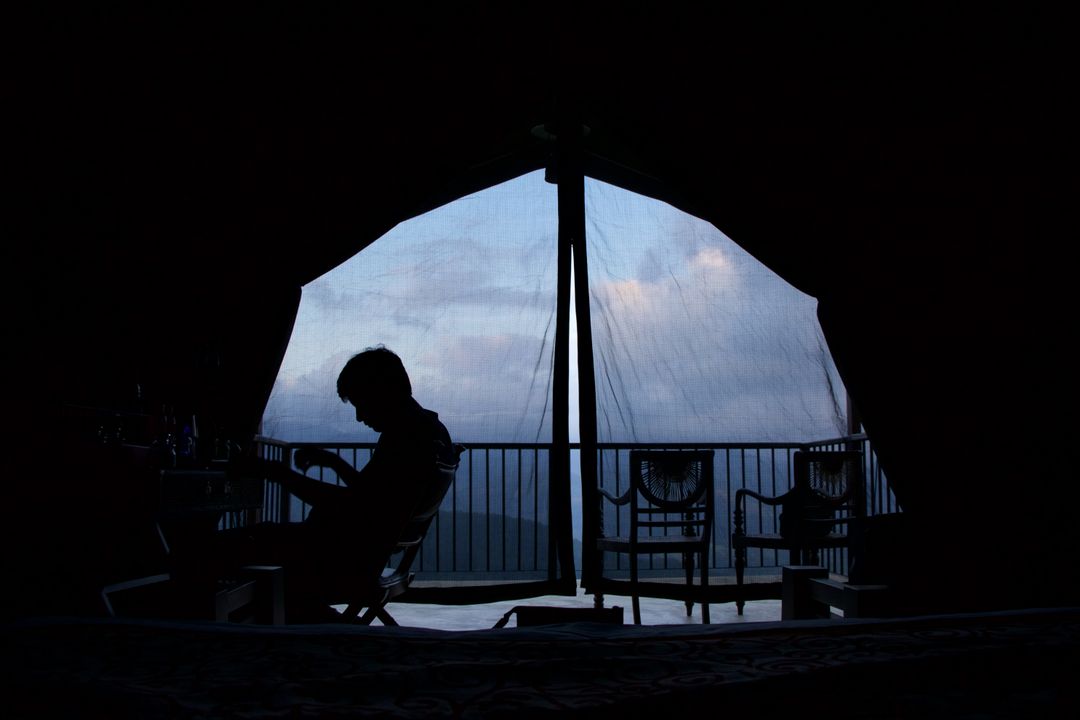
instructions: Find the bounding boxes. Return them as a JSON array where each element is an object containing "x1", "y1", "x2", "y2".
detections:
[{"x1": 251, "y1": 434, "x2": 895, "y2": 584}]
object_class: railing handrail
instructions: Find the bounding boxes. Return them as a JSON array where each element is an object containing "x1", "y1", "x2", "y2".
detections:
[{"x1": 257, "y1": 436, "x2": 870, "y2": 451}]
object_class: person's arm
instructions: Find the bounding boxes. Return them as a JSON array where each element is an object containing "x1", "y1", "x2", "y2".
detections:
[
  {"x1": 292, "y1": 447, "x2": 363, "y2": 487},
  {"x1": 235, "y1": 455, "x2": 348, "y2": 508}
]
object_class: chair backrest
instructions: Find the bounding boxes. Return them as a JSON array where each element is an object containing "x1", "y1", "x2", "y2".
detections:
[
  {"x1": 783, "y1": 450, "x2": 865, "y2": 538},
  {"x1": 380, "y1": 443, "x2": 464, "y2": 588},
  {"x1": 794, "y1": 450, "x2": 865, "y2": 508},
  {"x1": 627, "y1": 449, "x2": 714, "y2": 541}
]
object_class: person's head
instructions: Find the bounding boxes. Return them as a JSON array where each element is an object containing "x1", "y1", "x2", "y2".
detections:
[{"x1": 336, "y1": 346, "x2": 413, "y2": 431}]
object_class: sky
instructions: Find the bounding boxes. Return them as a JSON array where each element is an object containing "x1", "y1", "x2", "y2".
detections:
[{"x1": 260, "y1": 170, "x2": 848, "y2": 542}]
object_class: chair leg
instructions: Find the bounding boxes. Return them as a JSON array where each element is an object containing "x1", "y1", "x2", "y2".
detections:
[
  {"x1": 700, "y1": 549, "x2": 710, "y2": 624},
  {"x1": 790, "y1": 547, "x2": 804, "y2": 566},
  {"x1": 341, "y1": 603, "x2": 363, "y2": 622},
  {"x1": 684, "y1": 550, "x2": 694, "y2": 617},
  {"x1": 594, "y1": 592, "x2": 605, "y2": 609},
  {"x1": 734, "y1": 543, "x2": 746, "y2": 615},
  {"x1": 351, "y1": 602, "x2": 398, "y2": 626},
  {"x1": 630, "y1": 553, "x2": 641, "y2": 625}
]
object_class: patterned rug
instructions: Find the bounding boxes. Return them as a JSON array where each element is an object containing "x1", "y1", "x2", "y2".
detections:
[{"x1": 4, "y1": 608, "x2": 1079, "y2": 718}]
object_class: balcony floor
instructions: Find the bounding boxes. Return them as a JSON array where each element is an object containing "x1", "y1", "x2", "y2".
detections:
[{"x1": 336, "y1": 586, "x2": 782, "y2": 630}]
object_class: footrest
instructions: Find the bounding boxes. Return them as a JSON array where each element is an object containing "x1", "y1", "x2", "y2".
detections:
[
  {"x1": 215, "y1": 579, "x2": 258, "y2": 621},
  {"x1": 782, "y1": 565, "x2": 890, "y2": 620}
]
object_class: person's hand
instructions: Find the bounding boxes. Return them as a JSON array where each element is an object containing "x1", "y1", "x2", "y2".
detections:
[
  {"x1": 292, "y1": 447, "x2": 338, "y2": 472},
  {"x1": 225, "y1": 454, "x2": 299, "y2": 493}
]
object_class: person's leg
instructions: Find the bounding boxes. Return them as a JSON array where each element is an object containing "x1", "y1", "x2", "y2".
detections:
[
  {"x1": 233, "y1": 523, "x2": 345, "y2": 623},
  {"x1": 171, "y1": 521, "x2": 302, "y2": 590}
]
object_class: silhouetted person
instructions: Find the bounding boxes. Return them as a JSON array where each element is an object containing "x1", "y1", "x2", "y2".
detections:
[{"x1": 218, "y1": 346, "x2": 453, "y2": 623}]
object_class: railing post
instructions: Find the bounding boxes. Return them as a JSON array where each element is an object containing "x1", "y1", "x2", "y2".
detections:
[{"x1": 276, "y1": 445, "x2": 292, "y2": 523}]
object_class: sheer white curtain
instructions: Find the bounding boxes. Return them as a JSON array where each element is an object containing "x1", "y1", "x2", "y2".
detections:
[
  {"x1": 263, "y1": 173, "x2": 845, "y2": 446},
  {"x1": 262, "y1": 171, "x2": 559, "y2": 446},
  {"x1": 584, "y1": 177, "x2": 847, "y2": 443}
]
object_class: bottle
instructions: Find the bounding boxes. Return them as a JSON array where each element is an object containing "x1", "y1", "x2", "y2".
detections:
[
  {"x1": 151, "y1": 404, "x2": 177, "y2": 470},
  {"x1": 178, "y1": 414, "x2": 197, "y2": 467}
]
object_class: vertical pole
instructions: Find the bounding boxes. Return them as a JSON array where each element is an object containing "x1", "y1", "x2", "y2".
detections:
[
  {"x1": 562, "y1": 126, "x2": 600, "y2": 594},
  {"x1": 550, "y1": 114, "x2": 575, "y2": 591}
]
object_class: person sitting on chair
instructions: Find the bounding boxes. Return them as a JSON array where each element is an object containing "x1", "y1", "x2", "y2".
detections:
[{"x1": 222, "y1": 345, "x2": 453, "y2": 623}]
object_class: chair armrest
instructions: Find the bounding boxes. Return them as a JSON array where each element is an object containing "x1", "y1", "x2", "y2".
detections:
[
  {"x1": 598, "y1": 487, "x2": 632, "y2": 506},
  {"x1": 735, "y1": 487, "x2": 788, "y2": 508},
  {"x1": 596, "y1": 487, "x2": 631, "y2": 541},
  {"x1": 733, "y1": 487, "x2": 789, "y2": 539}
]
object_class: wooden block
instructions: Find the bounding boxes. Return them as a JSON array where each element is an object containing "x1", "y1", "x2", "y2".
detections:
[
  {"x1": 215, "y1": 580, "x2": 257, "y2": 622},
  {"x1": 841, "y1": 582, "x2": 890, "y2": 618},
  {"x1": 782, "y1": 565, "x2": 830, "y2": 620},
  {"x1": 242, "y1": 565, "x2": 285, "y2": 625}
]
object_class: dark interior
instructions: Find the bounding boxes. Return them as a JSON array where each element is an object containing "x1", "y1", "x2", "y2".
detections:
[{"x1": 9, "y1": 6, "x2": 1076, "y2": 620}]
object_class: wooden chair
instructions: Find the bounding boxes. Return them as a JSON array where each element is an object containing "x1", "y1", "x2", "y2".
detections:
[
  {"x1": 596, "y1": 449, "x2": 714, "y2": 624},
  {"x1": 732, "y1": 449, "x2": 865, "y2": 615},
  {"x1": 330, "y1": 443, "x2": 464, "y2": 625}
]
